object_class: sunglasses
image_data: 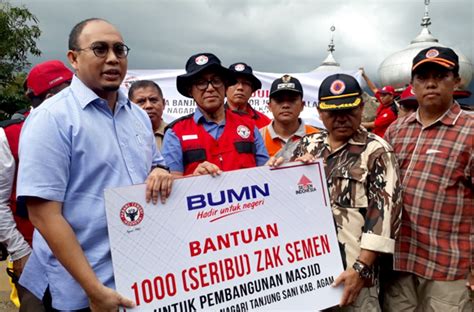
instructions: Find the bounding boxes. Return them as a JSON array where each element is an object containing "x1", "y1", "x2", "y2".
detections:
[{"x1": 75, "y1": 42, "x2": 130, "y2": 58}]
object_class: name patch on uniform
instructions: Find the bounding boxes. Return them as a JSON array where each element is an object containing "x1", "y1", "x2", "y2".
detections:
[
  {"x1": 182, "y1": 134, "x2": 198, "y2": 141},
  {"x1": 277, "y1": 83, "x2": 295, "y2": 89}
]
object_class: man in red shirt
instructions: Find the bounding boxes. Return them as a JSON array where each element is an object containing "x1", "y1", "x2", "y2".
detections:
[
  {"x1": 361, "y1": 85, "x2": 398, "y2": 137},
  {"x1": 226, "y1": 62, "x2": 271, "y2": 129},
  {"x1": 384, "y1": 46, "x2": 473, "y2": 311}
]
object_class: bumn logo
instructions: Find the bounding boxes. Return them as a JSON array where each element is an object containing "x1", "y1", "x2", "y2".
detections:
[
  {"x1": 187, "y1": 183, "x2": 270, "y2": 211},
  {"x1": 296, "y1": 175, "x2": 317, "y2": 195}
]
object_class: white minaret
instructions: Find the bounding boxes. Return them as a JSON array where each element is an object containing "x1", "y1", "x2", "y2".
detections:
[{"x1": 313, "y1": 25, "x2": 341, "y2": 72}]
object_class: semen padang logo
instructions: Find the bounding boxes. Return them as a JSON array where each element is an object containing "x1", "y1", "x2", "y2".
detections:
[
  {"x1": 237, "y1": 125, "x2": 251, "y2": 139},
  {"x1": 295, "y1": 175, "x2": 317, "y2": 195},
  {"x1": 120, "y1": 202, "x2": 144, "y2": 227}
]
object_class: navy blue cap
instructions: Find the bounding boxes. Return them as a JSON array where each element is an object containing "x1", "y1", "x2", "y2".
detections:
[
  {"x1": 228, "y1": 62, "x2": 262, "y2": 91},
  {"x1": 269, "y1": 75, "x2": 303, "y2": 98},
  {"x1": 177, "y1": 53, "x2": 236, "y2": 98},
  {"x1": 318, "y1": 73, "x2": 363, "y2": 111}
]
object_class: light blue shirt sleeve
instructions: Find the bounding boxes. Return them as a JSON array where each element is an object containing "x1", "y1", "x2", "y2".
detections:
[
  {"x1": 253, "y1": 126, "x2": 269, "y2": 166},
  {"x1": 162, "y1": 128, "x2": 184, "y2": 173},
  {"x1": 18, "y1": 108, "x2": 70, "y2": 202}
]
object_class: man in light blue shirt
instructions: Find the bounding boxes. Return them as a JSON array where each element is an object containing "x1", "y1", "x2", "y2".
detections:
[{"x1": 17, "y1": 18, "x2": 172, "y2": 311}]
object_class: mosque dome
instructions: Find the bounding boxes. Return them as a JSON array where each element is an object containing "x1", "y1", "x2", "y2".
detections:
[
  {"x1": 314, "y1": 52, "x2": 341, "y2": 72},
  {"x1": 378, "y1": 1, "x2": 473, "y2": 89}
]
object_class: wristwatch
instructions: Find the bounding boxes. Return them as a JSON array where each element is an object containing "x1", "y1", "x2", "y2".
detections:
[
  {"x1": 152, "y1": 164, "x2": 170, "y2": 173},
  {"x1": 352, "y1": 260, "x2": 373, "y2": 279}
]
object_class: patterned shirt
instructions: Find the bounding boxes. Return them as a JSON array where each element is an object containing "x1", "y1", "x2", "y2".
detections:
[
  {"x1": 292, "y1": 128, "x2": 402, "y2": 269},
  {"x1": 385, "y1": 102, "x2": 473, "y2": 281}
]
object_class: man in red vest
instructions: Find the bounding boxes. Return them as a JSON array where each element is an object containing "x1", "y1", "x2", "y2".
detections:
[
  {"x1": 0, "y1": 60, "x2": 73, "y2": 307},
  {"x1": 162, "y1": 53, "x2": 269, "y2": 176},
  {"x1": 226, "y1": 62, "x2": 271, "y2": 129}
]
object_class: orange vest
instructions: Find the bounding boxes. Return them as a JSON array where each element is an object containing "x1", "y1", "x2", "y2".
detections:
[{"x1": 261, "y1": 124, "x2": 319, "y2": 157}]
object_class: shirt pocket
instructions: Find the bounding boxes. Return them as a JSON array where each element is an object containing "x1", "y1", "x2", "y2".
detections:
[
  {"x1": 424, "y1": 149, "x2": 466, "y2": 190},
  {"x1": 331, "y1": 166, "x2": 368, "y2": 209},
  {"x1": 132, "y1": 120, "x2": 154, "y2": 171}
]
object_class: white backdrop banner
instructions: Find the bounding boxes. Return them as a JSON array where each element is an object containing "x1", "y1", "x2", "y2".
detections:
[{"x1": 123, "y1": 69, "x2": 362, "y2": 128}]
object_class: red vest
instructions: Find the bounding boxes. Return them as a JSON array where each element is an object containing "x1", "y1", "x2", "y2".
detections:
[
  {"x1": 373, "y1": 103, "x2": 398, "y2": 138},
  {"x1": 1, "y1": 112, "x2": 34, "y2": 245},
  {"x1": 171, "y1": 111, "x2": 257, "y2": 176},
  {"x1": 242, "y1": 105, "x2": 271, "y2": 129}
]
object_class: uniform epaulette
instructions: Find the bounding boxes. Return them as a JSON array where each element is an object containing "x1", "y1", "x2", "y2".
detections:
[
  {"x1": 165, "y1": 113, "x2": 194, "y2": 133},
  {"x1": 0, "y1": 118, "x2": 24, "y2": 128}
]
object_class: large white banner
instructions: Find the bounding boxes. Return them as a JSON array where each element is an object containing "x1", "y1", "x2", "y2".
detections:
[
  {"x1": 123, "y1": 69, "x2": 362, "y2": 128},
  {"x1": 105, "y1": 162, "x2": 344, "y2": 311}
]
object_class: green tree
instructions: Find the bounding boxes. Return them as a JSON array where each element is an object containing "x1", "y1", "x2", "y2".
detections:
[
  {"x1": 0, "y1": 1, "x2": 41, "y2": 86},
  {"x1": 0, "y1": 73, "x2": 29, "y2": 120},
  {"x1": 0, "y1": 1, "x2": 41, "y2": 120}
]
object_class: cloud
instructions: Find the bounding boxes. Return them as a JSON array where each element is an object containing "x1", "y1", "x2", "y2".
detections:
[{"x1": 14, "y1": 0, "x2": 473, "y2": 83}]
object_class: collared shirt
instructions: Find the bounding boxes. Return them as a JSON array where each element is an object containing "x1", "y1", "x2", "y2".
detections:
[
  {"x1": 17, "y1": 75, "x2": 164, "y2": 310},
  {"x1": 162, "y1": 108, "x2": 269, "y2": 173},
  {"x1": 0, "y1": 128, "x2": 31, "y2": 261},
  {"x1": 260, "y1": 119, "x2": 319, "y2": 160},
  {"x1": 292, "y1": 128, "x2": 402, "y2": 269},
  {"x1": 154, "y1": 119, "x2": 168, "y2": 150},
  {"x1": 385, "y1": 102, "x2": 473, "y2": 281}
]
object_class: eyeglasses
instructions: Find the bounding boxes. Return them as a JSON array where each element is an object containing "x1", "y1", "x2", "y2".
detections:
[
  {"x1": 75, "y1": 42, "x2": 130, "y2": 58},
  {"x1": 193, "y1": 77, "x2": 224, "y2": 91}
]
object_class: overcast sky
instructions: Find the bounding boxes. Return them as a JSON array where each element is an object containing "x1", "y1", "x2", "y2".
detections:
[{"x1": 11, "y1": 0, "x2": 474, "y2": 82}]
